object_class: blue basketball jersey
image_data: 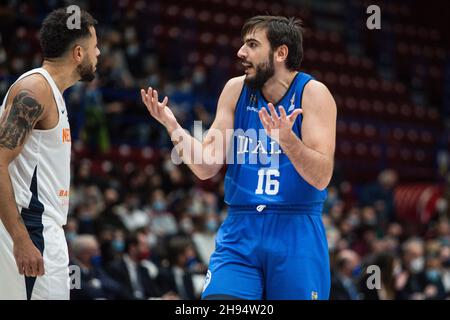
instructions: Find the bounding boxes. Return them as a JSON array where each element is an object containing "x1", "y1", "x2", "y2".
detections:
[{"x1": 224, "y1": 72, "x2": 327, "y2": 212}]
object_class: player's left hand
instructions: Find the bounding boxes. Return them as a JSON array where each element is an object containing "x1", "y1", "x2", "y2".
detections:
[{"x1": 259, "y1": 103, "x2": 302, "y2": 146}]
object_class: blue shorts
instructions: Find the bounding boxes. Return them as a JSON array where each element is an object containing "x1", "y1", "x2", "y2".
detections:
[{"x1": 201, "y1": 206, "x2": 330, "y2": 300}]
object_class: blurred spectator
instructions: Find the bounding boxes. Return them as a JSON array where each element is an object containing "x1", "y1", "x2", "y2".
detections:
[
  {"x1": 421, "y1": 254, "x2": 447, "y2": 299},
  {"x1": 192, "y1": 214, "x2": 218, "y2": 266},
  {"x1": 157, "y1": 236, "x2": 205, "y2": 300},
  {"x1": 94, "y1": 187, "x2": 126, "y2": 233},
  {"x1": 436, "y1": 218, "x2": 450, "y2": 245},
  {"x1": 397, "y1": 247, "x2": 447, "y2": 300},
  {"x1": 65, "y1": 216, "x2": 79, "y2": 245},
  {"x1": 352, "y1": 225, "x2": 378, "y2": 257},
  {"x1": 358, "y1": 252, "x2": 400, "y2": 300},
  {"x1": 148, "y1": 189, "x2": 179, "y2": 237},
  {"x1": 105, "y1": 232, "x2": 178, "y2": 300},
  {"x1": 330, "y1": 249, "x2": 362, "y2": 300},
  {"x1": 396, "y1": 238, "x2": 427, "y2": 299},
  {"x1": 323, "y1": 215, "x2": 341, "y2": 252},
  {"x1": 96, "y1": 226, "x2": 127, "y2": 267},
  {"x1": 70, "y1": 235, "x2": 130, "y2": 300},
  {"x1": 116, "y1": 192, "x2": 149, "y2": 232},
  {"x1": 439, "y1": 245, "x2": 450, "y2": 296},
  {"x1": 3, "y1": 0, "x2": 447, "y2": 300},
  {"x1": 361, "y1": 169, "x2": 398, "y2": 226},
  {"x1": 72, "y1": 78, "x2": 110, "y2": 152}
]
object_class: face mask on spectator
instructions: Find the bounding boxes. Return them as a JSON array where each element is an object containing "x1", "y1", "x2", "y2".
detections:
[
  {"x1": 192, "y1": 71, "x2": 205, "y2": 85},
  {"x1": 327, "y1": 190, "x2": 338, "y2": 204},
  {"x1": 325, "y1": 226, "x2": 339, "y2": 252},
  {"x1": 186, "y1": 256, "x2": 198, "y2": 269},
  {"x1": 112, "y1": 239, "x2": 125, "y2": 253},
  {"x1": 393, "y1": 263, "x2": 402, "y2": 277},
  {"x1": 153, "y1": 200, "x2": 167, "y2": 212},
  {"x1": 364, "y1": 217, "x2": 377, "y2": 227},
  {"x1": 126, "y1": 44, "x2": 138, "y2": 56},
  {"x1": 80, "y1": 213, "x2": 93, "y2": 222},
  {"x1": 348, "y1": 216, "x2": 360, "y2": 228},
  {"x1": 147, "y1": 233, "x2": 157, "y2": 248},
  {"x1": 66, "y1": 232, "x2": 77, "y2": 243},
  {"x1": 410, "y1": 257, "x2": 424, "y2": 273},
  {"x1": 90, "y1": 255, "x2": 102, "y2": 268},
  {"x1": 352, "y1": 265, "x2": 362, "y2": 277},
  {"x1": 189, "y1": 200, "x2": 204, "y2": 216},
  {"x1": 180, "y1": 219, "x2": 194, "y2": 234},
  {"x1": 426, "y1": 269, "x2": 441, "y2": 282},
  {"x1": 206, "y1": 219, "x2": 218, "y2": 233}
]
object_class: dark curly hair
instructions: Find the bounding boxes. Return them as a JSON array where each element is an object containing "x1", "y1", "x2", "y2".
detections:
[
  {"x1": 39, "y1": 8, "x2": 97, "y2": 59},
  {"x1": 241, "y1": 16, "x2": 304, "y2": 71}
]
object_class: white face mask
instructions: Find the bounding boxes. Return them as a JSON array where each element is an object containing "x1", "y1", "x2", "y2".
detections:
[
  {"x1": 146, "y1": 233, "x2": 157, "y2": 248},
  {"x1": 347, "y1": 215, "x2": 360, "y2": 227},
  {"x1": 192, "y1": 71, "x2": 206, "y2": 85},
  {"x1": 181, "y1": 219, "x2": 194, "y2": 234},
  {"x1": 393, "y1": 263, "x2": 402, "y2": 277},
  {"x1": 410, "y1": 257, "x2": 425, "y2": 273}
]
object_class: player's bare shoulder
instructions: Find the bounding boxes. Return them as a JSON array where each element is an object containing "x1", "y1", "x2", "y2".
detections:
[
  {"x1": 220, "y1": 75, "x2": 246, "y2": 111},
  {"x1": 302, "y1": 79, "x2": 337, "y2": 114},
  {"x1": 4, "y1": 73, "x2": 53, "y2": 114},
  {"x1": 0, "y1": 74, "x2": 54, "y2": 151},
  {"x1": 226, "y1": 75, "x2": 246, "y2": 89},
  {"x1": 225, "y1": 75, "x2": 245, "y2": 95}
]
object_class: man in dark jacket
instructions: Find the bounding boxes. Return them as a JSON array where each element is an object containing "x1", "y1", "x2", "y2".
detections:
[
  {"x1": 70, "y1": 235, "x2": 131, "y2": 300},
  {"x1": 106, "y1": 231, "x2": 178, "y2": 299}
]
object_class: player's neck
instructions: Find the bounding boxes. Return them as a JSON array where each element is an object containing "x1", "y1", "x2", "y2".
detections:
[
  {"x1": 42, "y1": 60, "x2": 78, "y2": 94},
  {"x1": 261, "y1": 70, "x2": 298, "y2": 104}
]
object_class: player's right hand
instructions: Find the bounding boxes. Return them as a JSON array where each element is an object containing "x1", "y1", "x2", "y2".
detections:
[
  {"x1": 13, "y1": 237, "x2": 45, "y2": 277},
  {"x1": 141, "y1": 87, "x2": 178, "y2": 132}
]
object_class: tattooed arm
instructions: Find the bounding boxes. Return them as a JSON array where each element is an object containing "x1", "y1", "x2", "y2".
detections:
[{"x1": 0, "y1": 76, "x2": 51, "y2": 277}]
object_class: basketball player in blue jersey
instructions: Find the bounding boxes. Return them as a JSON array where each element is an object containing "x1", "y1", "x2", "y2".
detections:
[
  {"x1": 0, "y1": 9, "x2": 100, "y2": 299},
  {"x1": 141, "y1": 15, "x2": 336, "y2": 300}
]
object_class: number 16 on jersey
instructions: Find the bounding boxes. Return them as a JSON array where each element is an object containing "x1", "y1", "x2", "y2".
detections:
[{"x1": 255, "y1": 168, "x2": 280, "y2": 195}]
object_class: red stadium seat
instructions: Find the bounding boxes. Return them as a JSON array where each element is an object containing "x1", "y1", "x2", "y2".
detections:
[{"x1": 395, "y1": 184, "x2": 443, "y2": 224}]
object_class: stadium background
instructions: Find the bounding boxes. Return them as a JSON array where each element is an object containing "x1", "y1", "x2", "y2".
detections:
[{"x1": 0, "y1": 0, "x2": 449, "y2": 299}]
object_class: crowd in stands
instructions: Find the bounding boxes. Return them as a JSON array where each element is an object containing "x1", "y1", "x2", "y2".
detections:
[{"x1": 1, "y1": 0, "x2": 449, "y2": 299}]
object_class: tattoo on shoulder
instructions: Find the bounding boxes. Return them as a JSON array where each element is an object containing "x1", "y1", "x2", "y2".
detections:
[{"x1": 0, "y1": 90, "x2": 44, "y2": 150}]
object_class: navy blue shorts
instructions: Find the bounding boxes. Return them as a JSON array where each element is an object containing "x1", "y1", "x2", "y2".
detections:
[{"x1": 201, "y1": 206, "x2": 330, "y2": 300}]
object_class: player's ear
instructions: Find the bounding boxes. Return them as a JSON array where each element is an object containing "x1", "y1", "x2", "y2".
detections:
[
  {"x1": 72, "y1": 45, "x2": 83, "y2": 63},
  {"x1": 275, "y1": 45, "x2": 288, "y2": 63}
]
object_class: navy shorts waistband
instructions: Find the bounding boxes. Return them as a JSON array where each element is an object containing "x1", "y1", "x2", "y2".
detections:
[{"x1": 227, "y1": 203, "x2": 323, "y2": 216}]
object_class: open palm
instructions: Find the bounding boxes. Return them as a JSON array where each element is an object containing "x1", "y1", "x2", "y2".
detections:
[
  {"x1": 258, "y1": 102, "x2": 302, "y2": 145},
  {"x1": 141, "y1": 87, "x2": 177, "y2": 130}
]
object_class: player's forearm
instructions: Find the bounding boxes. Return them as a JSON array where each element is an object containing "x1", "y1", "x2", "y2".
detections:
[
  {"x1": 281, "y1": 133, "x2": 334, "y2": 190},
  {"x1": 0, "y1": 165, "x2": 30, "y2": 242},
  {"x1": 167, "y1": 124, "x2": 223, "y2": 180}
]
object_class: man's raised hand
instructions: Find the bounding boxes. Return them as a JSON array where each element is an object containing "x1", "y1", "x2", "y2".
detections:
[{"x1": 141, "y1": 87, "x2": 177, "y2": 132}]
